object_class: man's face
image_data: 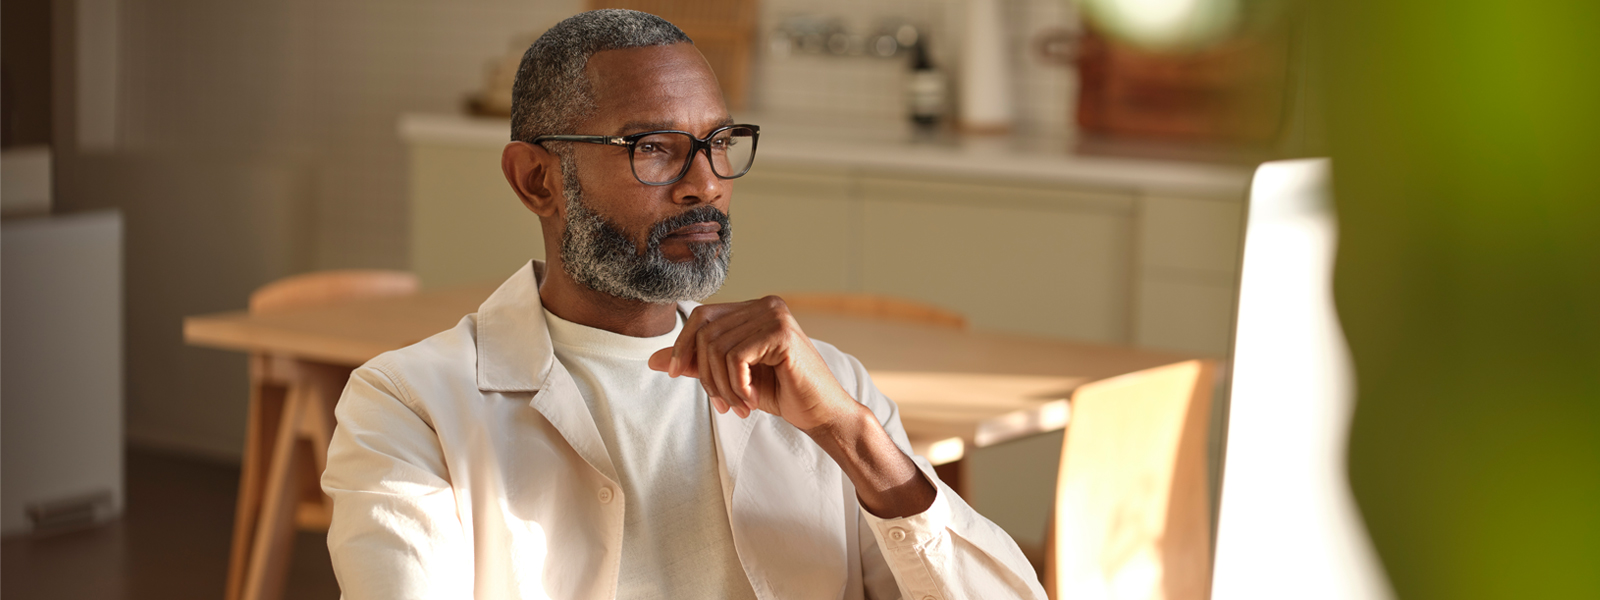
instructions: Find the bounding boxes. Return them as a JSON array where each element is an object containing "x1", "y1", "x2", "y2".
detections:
[{"x1": 556, "y1": 43, "x2": 734, "y2": 303}]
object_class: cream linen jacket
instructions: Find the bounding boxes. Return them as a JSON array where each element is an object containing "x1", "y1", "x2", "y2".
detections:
[{"x1": 323, "y1": 261, "x2": 1046, "y2": 600}]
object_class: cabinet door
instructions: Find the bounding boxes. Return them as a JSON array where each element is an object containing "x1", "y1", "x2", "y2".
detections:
[
  {"x1": 710, "y1": 166, "x2": 855, "y2": 302},
  {"x1": 1135, "y1": 195, "x2": 1246, "y2": 355},
  {"x1": 1139, "y1": 195, "x2": 1245, "y2": 274},
  {"x1": 410, "y1": 144, "x2": 543, "y2": 288},
  {"x1": 1135, "y1": 276, "x2": 1238, "y2": 356},
  {"x1": 859, "y1": 177, "x2": 1136, "y2": 343}
]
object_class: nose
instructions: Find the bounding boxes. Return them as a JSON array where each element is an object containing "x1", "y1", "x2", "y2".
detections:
[{"x1": 671, "y1": 145, "x2": 726, "y2": 206}]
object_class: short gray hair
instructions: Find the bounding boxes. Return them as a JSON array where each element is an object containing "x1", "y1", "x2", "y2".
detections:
[{"x1": 511, "y1": 9, "x2": 692, "y2": 143}]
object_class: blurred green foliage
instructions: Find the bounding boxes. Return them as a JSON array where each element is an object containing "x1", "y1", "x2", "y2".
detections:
[{"x1": 1321, "y1": 0, "x2": 1600, "y2": 597}]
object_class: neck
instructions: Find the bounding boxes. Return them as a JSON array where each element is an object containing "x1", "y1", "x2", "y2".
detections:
[{"x1": 538, "y1": 257, "x2": 680, "y2": 338}]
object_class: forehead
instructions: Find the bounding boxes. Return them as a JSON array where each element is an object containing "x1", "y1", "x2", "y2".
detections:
[{"x1": 583, "y1": 44, "x2": 729, "y2": 134}]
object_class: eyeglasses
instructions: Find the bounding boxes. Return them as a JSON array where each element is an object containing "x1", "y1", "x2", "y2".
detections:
[{"x1": 533, "y1": 124, "x2": 760, "y2": 186}]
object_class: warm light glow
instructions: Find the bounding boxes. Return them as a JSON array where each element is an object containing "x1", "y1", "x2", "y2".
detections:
[
  {"x1": 973, "y1": 399, "x2": 1070, "y2": 447},
  {"x1": 1081, "y1": 0, "x2": 1240, "y2": 50},
  {"x1": 1120, "y1": 0, "x2": 1201, "y2": 38},
  {"x1": 1109, "y1": 547, "x2": 1161, "y2": 600},
  {"x1": 927, "y1": 437, "x2": 966, "y2": 466}
]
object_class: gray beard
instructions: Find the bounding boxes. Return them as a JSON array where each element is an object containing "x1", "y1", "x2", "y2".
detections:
[{"x1": 557, "y1": 163, "x2": 732, "y2": 304}]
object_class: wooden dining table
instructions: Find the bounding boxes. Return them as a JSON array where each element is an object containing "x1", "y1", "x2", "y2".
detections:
[{"x1": 184, "y1": 282, "x2": 1191, "y2": 600}]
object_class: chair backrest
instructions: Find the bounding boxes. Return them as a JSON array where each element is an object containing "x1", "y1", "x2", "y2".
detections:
[
  {"x1": 248, "y1": 269, "x2": 419, "y2": 314},
  {"x1": 778, "y1": 292, "x2": 969, "y2": 330},
  {"x1": 1049, "y1": 359, "x2": 1217, "y2": 600}
]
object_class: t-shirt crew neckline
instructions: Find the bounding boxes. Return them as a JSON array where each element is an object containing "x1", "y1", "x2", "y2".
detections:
[{"x1": 542, "y1": 307, "x2": 683, "y2": 361}]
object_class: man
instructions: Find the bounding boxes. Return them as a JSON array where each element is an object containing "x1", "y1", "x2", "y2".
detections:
[{"x1": 323, "y1": 9, "x2": 1044, "y2": 599}]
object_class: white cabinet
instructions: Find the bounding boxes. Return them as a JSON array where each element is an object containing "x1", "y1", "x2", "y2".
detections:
[
  {"x1": 714, "y1": 166, "x2": 856, "y2": 300},
  {"x1": 409, "y1": 143, "x2": 545, "y2": 289},
  {"x1": 2, "y1": 212, "x2": 124, "y2": 534},
  {"x1": 857, "y1": 177, "x2": 1135, "y2": 343},
  {"x1": 403, "y1": 114, "x2": 1250, "y2": 353},
  {"x1": 1135, "y1": 196, "x2": 1247, "y2": 355}
]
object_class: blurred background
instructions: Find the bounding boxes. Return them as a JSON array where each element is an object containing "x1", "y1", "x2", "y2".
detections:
[{"x1": 2, "y1": 0, "x2": 1595, "y2": 598}]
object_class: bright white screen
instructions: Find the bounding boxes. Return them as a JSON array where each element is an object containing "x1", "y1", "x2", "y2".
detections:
[{"x1": 1209, "y1": 159, "x2": 1392, "y2": 600}]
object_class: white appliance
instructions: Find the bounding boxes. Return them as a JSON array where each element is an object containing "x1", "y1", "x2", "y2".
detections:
[{"x1": 1, "y1": 208, "x2": 125, "y2": 535}]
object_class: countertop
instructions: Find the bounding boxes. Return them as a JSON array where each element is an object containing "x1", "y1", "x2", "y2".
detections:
[{"x1": 399, "y1": 112, "x2": 1255, "y2": 198}]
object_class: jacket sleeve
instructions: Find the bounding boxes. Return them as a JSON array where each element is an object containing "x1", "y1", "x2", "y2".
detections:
[
  {"x1": 322, "y1": 362, "x2": 473, "y2": 599},
  {"x1": 835, "y1": 352, "x2": 1049, "y2": 600}
]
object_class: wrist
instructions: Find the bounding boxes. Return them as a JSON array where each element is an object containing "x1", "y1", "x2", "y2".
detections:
[
  {"x1": 801, "y1": 402, "x2": 936, "y2": 518},
  {"x1": 800, "y1": 398, "x2": 871, "y2": 443}
]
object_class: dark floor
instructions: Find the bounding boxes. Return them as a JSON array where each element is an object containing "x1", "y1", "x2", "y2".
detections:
[{"x1": 1, "y1": 447, "x2": 341, "y2": 600}]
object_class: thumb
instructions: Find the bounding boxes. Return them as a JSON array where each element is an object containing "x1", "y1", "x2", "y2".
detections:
[{"x1": 647, "y1": 347, "x2": 674, "y2": 373}]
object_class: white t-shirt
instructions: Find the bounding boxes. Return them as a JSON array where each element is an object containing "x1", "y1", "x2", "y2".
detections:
[{"x1": 544, "y1": 308, "x2": 758, "y2": 600}]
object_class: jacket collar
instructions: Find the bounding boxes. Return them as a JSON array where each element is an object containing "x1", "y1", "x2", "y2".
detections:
[
  {"x1": 473, "y1": 260, "x2": 755, "y2": 487},
  {"x1": 474, "y1": 260, "x2": 712, "y2": 393},
  {"x1": 475, "y1": 260, "x2": 553, "y2": 393},
  {"x1": 474, "y1": 261, "x2": 619, "y2": 483}
]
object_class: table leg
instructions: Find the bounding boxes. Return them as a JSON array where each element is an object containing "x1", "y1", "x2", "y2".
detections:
[
  {"x1": 226, "y1": 356, "x2": 287, "y2": 600},
  {"x1": 294, "y1": 364, "x2": 347, "y2": 530},
  {"x1": 241, "y1": 381, "x2": 309, "y2": 600}
]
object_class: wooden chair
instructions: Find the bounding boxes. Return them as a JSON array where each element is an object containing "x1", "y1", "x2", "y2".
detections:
[
  {"x1": 1046, "y1": 359, "x2": 1218, "y2": 600},
  {"x1": 227, "y1": 270, "x2": 419, "y2": 600},
  {"x1": 779, "y1": 292, "x2": 969, "y2": 330}
]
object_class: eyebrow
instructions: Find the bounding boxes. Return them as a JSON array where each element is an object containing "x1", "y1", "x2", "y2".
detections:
[{"x1": 614, "y1": 116, "x2": 737, "y2": 136}]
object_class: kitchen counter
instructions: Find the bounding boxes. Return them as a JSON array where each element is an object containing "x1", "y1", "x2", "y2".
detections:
[
  {"x1": 398, "y1": 112, "x2": 1253, "y2": 199},
  {"x1": 401, "y1": 111, "x2": 1252, "y2": 356}
]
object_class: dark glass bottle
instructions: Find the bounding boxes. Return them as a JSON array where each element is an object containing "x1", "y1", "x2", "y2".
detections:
[{"x1": 907, "y1": 40, "x2": 946, "y2": 127}]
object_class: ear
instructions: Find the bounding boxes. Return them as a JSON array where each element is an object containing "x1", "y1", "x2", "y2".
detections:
[{"x1": 502, "y1": 141, "x2": 563, "y2": 218}]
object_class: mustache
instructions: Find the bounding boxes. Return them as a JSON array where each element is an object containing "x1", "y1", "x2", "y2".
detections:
[{"x1": 646, "y1": 205, "x2": 731, "y2": 248}]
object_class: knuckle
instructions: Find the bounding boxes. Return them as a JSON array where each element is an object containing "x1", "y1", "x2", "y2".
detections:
[
  {"x1": 776, "y1": 312, "x2": 800, "y2": 335},
  {"x1": 688, "y1": 305, "x2": 715, "y2": 324}
]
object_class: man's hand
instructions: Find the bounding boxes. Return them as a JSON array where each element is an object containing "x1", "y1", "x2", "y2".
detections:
[
  {"x1": 647, "y1": 296, "x2": 855, "y2": 432},
  {"x1": 648, "y1": 296, "x2": 937, "y2": 519}
]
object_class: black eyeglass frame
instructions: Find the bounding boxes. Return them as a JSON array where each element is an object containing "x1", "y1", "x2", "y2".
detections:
[{"x1": 531, "y1": 124, "x2": 761, "y2": 186}]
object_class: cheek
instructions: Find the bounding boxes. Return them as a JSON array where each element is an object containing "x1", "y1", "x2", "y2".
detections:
[
  {"x1": 570, "y1": 160, "x2": 683, "y2": 238},
  {"x1": 585, "y1": 187, "x2": 669, "y2": 241}
]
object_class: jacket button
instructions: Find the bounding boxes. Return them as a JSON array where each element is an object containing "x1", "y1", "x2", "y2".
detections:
[
  {"x1": 889, "y1": 527, "x2": 908, "y2": 542},
  {"x1": 597, "y1": 487, "x2": 614, "y2": 504}
]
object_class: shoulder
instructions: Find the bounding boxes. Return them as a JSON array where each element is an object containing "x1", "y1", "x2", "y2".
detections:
[{"x1": 347, "y1": 314, "x2": 481, "y2": 425}]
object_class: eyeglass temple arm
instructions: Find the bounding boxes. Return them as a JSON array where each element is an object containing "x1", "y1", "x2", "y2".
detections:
[{"x1": 529, "y1": 135, "x2": 629, "y2": 146}]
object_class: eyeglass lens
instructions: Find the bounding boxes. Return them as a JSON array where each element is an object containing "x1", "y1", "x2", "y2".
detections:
[{"x1": 631, "y1": 127, "x2": 757, "y2": 185}]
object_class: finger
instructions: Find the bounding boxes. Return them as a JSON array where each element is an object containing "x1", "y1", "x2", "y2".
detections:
[
  {"x1": 647, "y1": 347, "x2": 673, "y2": 373},
  {"x1": 717, "y1": 316, "x2": 774, "y2": 408},
  {"x1": 672, "y1": 306, "x2": 718, "y2": 377},
  {"x1": 696, "y1": 306, "x2": 762, "y2": 414},
  {"x1": 704, "y1": 320, "x2": 751, "y2": 415},
  {"x1": 695, "y1": 320, "x2": 723, "y2": 408}
]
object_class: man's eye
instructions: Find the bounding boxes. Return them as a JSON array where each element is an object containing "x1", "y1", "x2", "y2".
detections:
[{"x1": 638, "y1": 142, "x2": 663, "y2": 154}]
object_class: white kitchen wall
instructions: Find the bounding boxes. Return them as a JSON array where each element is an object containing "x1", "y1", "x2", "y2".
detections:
[
  {"x1": 115, "y1": 0, "x2": 584, "y2": 271},
  {"x1": 755, "y1": 0, "x2": 1080, "y2": 133},
  {"x1": 96, "y1": 0, "x2": 1082, "y2": 459},
  {"x1": 113, "y1": 0, "x2": 1075, "y2": 272}
]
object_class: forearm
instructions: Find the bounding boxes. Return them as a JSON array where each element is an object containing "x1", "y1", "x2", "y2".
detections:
[{"x1": 804, "y1": 401, "x2": 937, "y2": 519}]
